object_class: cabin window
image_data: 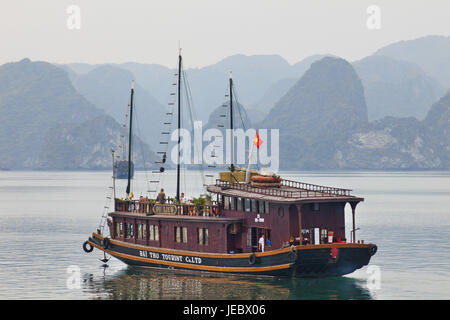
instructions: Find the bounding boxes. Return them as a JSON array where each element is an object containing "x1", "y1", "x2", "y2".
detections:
[
  {"x1": 313, "y1": 203, "x2": 320, "y2": 211},
  {"x1": 175, "y1": 226, "x2": 187, "y2": 243},
  {"x1": 244, "y1": 199, "x2": 251, "y2": 212},
  {"x1": 246, "y1": 228, "x2": 252, "y2": 247},
  {"x1": 116, "y1": 222, "x2": 123, "y2": 237},
  {"x1": 154, "y1": 226, "x2": 159, "y2": 241},
  {"x1": 251, "y1": 199, "x2": 257, "y2": 212},
  {"x1": 265, "y1": 201, "x2": 270, "y2": 214},
  {"x1": 149, "y1": 225, "x2": 159, "y2": 241},
  {"x1": 198, "y1": 228, "x2": 203, "y2": 244},
  {"x1": 125, "y1": 223, "x2": 134, "y2": 238},
  {"x1": 224, "y1": 197, "x2": 230, "y2": 210},
  {"x1": 137, "y1": 224, "x2": 146, "y2": 240},
  {"x1": 182, "y1": 227, "x2": 188, "y2": 243},
  {"x1": 230, "y1": 197, "x2": 235, "y2": 210},
  {"x1": 258, "y1": 200, "x2": 264, "y2": 213},
  {"x1": 198, "y1": 228, "x2": 209, "y2": 245},
  {"x1": 237, "y1": 197, "x2": 242, "y2": 211}
]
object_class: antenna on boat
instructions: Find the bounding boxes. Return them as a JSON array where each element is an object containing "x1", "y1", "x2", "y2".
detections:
[
  {"x1": 229, "y1": 71, "x2": 234, "y2": 172},
  {"x1": 176, "y1": 50, "x2": 182, "y2": 202},
  {"x1": 126, "y1": 80, "x2": 134, "y2": 197}
]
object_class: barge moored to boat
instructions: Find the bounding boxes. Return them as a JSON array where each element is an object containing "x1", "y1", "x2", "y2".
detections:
[{"x1": 85, "y1": 176, "x2": 377, "y2": 277}]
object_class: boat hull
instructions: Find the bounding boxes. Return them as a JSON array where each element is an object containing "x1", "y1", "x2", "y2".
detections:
[{"x1": 87, "y1": 233, "x2": 376, "y2": 278}]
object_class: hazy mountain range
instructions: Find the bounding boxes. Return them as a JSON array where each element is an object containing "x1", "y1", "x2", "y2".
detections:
[
  {"x1": 0, "y1": 59, "x2": 157, "y2": 170},
  {"x1": 0, "y1": 35, "x2": 448, "y2": 170}
]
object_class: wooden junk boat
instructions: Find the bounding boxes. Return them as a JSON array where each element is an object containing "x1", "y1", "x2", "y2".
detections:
[{"x1": 83, "y1": 52, "x2": 377, "y2": 278}]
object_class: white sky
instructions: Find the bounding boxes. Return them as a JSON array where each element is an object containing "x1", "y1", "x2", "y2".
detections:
[{"x1": 1, "y1": 0, "x2": 449, "y2": 68}]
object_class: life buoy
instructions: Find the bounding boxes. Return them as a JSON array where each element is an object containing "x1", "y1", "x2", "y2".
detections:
[
  {"x1": 103, "y1": 238, "x2": 110, "y2": 250},
  {"x1": 248, "y1": 253, "x2": 256, "y2": 265},
  {"x1": 83, "y1": 241, "x2": 93, "y2": 253},
  {"x1": 251, "y1": 175, "x2": 281, "y2": 183},
  {"x1": 251, "y1": 181, "x2": 282, "y2": 188}
]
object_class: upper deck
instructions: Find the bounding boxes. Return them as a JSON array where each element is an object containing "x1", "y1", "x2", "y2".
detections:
[{"x1": 207, "y1": 178, "x2": 364, "y2": 203}]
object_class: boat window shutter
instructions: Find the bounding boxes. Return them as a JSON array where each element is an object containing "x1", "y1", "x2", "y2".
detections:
[
  {"x1": 155, "y1": 226, "x2": 159, "y2": 241},
  {"x1": 251, "y1": 199, "x2": 257, "y2": 212},
  {"x1": 237, "y1": 198, "x2": 242, "y2": 211},
  {"x1": 258, "y1": 200, "x2": 264, "y2": 214},
  {"x1": 204, "y1": 229, "x2": 209, "y2": 246},
  {"x1": 198, "y1": 228, "x2": 203, "y2": 245},
  {"x1": 224, "y1": 197, "x2": 230, "y2": 210},
  {"x1": 245, "y1": 199, "x2": 251, "y2": 212}
]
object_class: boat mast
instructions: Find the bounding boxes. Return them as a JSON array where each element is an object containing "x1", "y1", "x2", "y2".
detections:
[
  {"x1": 176, "y1": 50, "x2": 182, "y2": 202},
  {"x1": 229, "y1": 72, "x2": 234, "y2": 172},
  {"x1": 126, "y1": 80, "x2": 134, "y2": 197}
]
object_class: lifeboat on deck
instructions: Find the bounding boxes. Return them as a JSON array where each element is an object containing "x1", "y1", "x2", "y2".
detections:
[{"x1": 250, "y1": 175, "x2": 282, "y2": 188}]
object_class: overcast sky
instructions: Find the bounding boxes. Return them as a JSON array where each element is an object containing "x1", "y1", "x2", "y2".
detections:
[{"x1": 1, "y1": 0, "x2": 449, "y2": 69}]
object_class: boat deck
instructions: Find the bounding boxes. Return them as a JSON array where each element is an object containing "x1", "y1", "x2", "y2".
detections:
[{"x1": 207, "y1": 179, "x2": 364, "y2": 203}]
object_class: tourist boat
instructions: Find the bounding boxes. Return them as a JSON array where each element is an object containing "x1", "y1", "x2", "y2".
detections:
[{"x1": 83, "y1": 52, "x2": 377, "y2": 278}]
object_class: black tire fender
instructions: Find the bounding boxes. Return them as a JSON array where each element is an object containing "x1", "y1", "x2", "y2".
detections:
[
  {"x1": 288, "y1": 245, "x2": 297, "y2": 262},
  {"x1": 83, "y1": 241, "x2": 94, "y2": 253},
  {"x1": 248, "y1": 253, "x2": 256, "y2": 265}
]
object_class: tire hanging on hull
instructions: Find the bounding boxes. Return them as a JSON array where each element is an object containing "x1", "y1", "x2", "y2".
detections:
[{"x1": 83, "y1": 241, "x2": 93, "y2": 253}]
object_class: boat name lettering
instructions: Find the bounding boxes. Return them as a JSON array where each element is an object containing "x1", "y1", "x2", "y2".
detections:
[
  {"x1": 138, "y1": 250, "x2": 201, "y2": 264},
  {"x1": 152, "y1": 204, "x2": 177, "y2": 215},
  {"x1": 161, "y1": 253, "x2": 183, "y2": 262},
  {"x1": 185, "y1": 256, "x2": 202, "y2": 264},
  {"x1": 139, "y1": 250, "x2": 160, "y2": 259}
]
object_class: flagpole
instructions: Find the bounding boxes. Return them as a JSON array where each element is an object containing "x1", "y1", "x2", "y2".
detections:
[{"x1": 245, "y1": 134, "x2": 256, "y2": 183}]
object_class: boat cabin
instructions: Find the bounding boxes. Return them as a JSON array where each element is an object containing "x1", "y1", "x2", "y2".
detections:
[{"x1": 108, "y1": 177, "x2": 364, "y2": 255}]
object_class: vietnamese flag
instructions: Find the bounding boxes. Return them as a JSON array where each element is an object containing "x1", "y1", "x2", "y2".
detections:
[{"x1": 253, "y1": 130, "x2": 263, "y2": 149}]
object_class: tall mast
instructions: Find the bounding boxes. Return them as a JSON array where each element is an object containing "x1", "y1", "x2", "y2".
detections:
[
  {"x1": 176, "y1": 51, "x2": 182, "y2": 202},
  {"x1": 126, "y1": 80, "x2": 134, "y2": 196},
  {"x1": 229, "y1": 72, "x2": 234, "y2": 172}
]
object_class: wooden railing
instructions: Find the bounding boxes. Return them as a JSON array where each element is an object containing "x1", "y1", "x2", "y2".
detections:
[
  {"x1": 281, "y1": 179, "x2": 352, "y2": 196},
  {"x1": 114, "y1": 199, "x2": 222, "y2": 217},
  {"x1": 215, "y1": 179, "x2": 352, "y2": 198}
]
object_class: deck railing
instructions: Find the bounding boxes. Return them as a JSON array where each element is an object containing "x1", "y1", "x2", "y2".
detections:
[
  {"x1": 215, "y1": 179, "x2": 352, "y2": 198},
  {"x1": 114, "y1": 199, "x2": 222, "y2": 217}
]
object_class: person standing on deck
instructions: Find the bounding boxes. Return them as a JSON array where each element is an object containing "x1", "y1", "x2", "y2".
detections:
[
  {"x1": 157, "y1": 188, "x2": 166, "y2": 204},
  {"x1": 258, "y1": 234, "x2": 265, "y2": 252}
]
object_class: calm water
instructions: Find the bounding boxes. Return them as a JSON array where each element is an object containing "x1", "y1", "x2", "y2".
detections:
[{"x1": 0, "y1": 170, "x2": 449, "y2": 300}]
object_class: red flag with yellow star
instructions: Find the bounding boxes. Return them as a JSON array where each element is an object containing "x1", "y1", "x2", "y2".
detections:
[{"x1": 253, "y1": 130, "x2": 263, "y2": 149}]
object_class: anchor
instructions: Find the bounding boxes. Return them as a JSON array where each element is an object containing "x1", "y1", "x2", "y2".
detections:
[{"x1": 99, "y1": 251, "x2": 110, "y2": 267}]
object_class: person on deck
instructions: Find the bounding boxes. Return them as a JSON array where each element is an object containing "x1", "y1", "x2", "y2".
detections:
[
  {"x1": 156, "y1": 188, "x2": 166, "y2": 204},
  {"x1": 180, "y1": 192, "x2": 189, "y2": 203},
  {"x1": 258, "y1": 234, "x2": 265, "y2": 252}
]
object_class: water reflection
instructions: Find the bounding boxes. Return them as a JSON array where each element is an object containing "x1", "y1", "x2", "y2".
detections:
[{"x1": 83, "y1": 267, "x2": 373, "y2": 300}]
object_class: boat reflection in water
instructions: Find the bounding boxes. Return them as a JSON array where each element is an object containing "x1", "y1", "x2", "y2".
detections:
[{"x1": 83, "y1": 267, "x2": 373, "y2": 300}]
